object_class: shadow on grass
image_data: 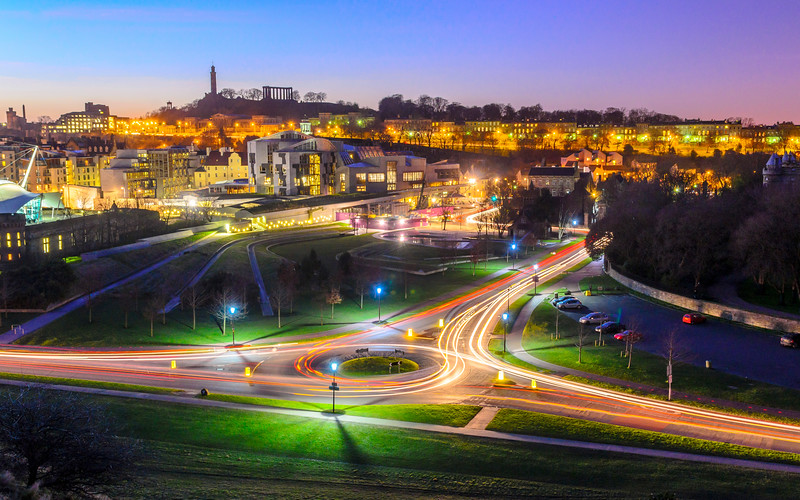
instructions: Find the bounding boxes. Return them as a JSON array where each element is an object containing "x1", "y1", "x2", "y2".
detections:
[{"x1": 334, "y1": 418, "x2": 368, "y2": 465}]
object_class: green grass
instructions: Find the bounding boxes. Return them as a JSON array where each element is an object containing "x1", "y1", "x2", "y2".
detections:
[
  {"x1": 0, "y1": 373, "x2": 179, "y2": 394},
  {"x1": 521, "y1": 301, "x2": 800, "y2": 413},
  {"x1": 197, "y1": 394, "x2": 480, "y2": 426},
  {"x1": 339, "y1": 356, "x2": 419, "y2": 376},
  {"x1": 86, "y1": 393, "x2": 800, "y2": 498},
  {"x1": 580, "y1": 274, "x2": 626, "y2": 294},
  {"x1": 487, "y1": 408, "x2": 800, "y2": 465},
  {"x1": 738, "y1": 278, "x2": 800, "y2": 316}
]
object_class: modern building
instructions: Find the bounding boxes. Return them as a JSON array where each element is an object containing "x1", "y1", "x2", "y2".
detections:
[
  {"x1": 101, "y1": 147, "x2": 197, "y2": 199},
  {"x1": 246, "y1": 131, "x2": 338, "y2": 195}
]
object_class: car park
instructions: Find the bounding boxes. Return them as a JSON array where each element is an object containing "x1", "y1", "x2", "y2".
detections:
[
  {"x1": 595, "y1": 321, "x2": 626, "y2": 335},
  {"x1": 556, "y1": 298, "x2": 582, "y2": 309},
  {"x1": 781, "y1": 333, "x2": 800, "y2": 348},
  {"x1": 682, "y1": 313, "x2": 706, "y2": 325},
  {"x1": 580, "y1": 312, "x2": 611, "y2": 324},
  {"x1": 550, "y1": 295, "x2": 574, "y2": 306}
]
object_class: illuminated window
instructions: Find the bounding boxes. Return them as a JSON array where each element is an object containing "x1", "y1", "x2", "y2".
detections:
[
  {"x1": 402, "y1": 171, "x2": 424, "y2": 182},
  {"x1": 43, "y1": 237, "x2": 50, "y2": 253},
  {"x1": 5, "y1": 233, "x2": 9, "y2": 248},
  {"x1": 58, "y1": 235, "x2": 63, "y2": 250},
  {"x1": 355, "y1": 173, "x2": 367, "y2": 184},
  {"x1": 367, "y1": 173, "x2": 385, "y2": 183},
  {"x1": 7, "y1": 254, "x2": 10, "y2": 261}
]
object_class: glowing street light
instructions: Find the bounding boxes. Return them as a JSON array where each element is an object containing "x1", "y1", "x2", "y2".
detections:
[
  {"x1": 533, "y1": 264, "x2": 540, "y2": 296},
  {"x1": 511, "y1": 242, "x2": 517, "y2": 270},
  {"x1": 330, "y1": 362, "x2": 339, "y2": 413},
  {"x1": 502, "y1": 312, "x2": 509, "y2": 353},
  {"x1": 229, "y1": 306, "x2": 237, "y2": 347},
  {"x1": 376, "y1": 286, "x2": 383, "y2": 322}
]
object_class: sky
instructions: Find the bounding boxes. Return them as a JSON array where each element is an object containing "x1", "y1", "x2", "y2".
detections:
[{"x1": 2, "y1": 0, "x2": 800, "y2": 124}]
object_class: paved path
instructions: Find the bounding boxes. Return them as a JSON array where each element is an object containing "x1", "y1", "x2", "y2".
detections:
[
  {"x1": 247, "y1": 239, "x2": 274, "y2": 316},
  {"x1": 7, "y1": 378, "x2": 799, "y2": 475},
  {"x1": 464, "y1": 406, "x2": 500, "y2": 430}
]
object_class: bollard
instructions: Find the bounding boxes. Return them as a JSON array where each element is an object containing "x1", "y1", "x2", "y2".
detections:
[
  {"x1": 170, "y1": 360, "x2": 176, "y2": 369},
  {"x1": 245, "y1": 366, "x2": 251, "y2": 377},
  {"x1": 705, "y1": 360, "x2": 712, "y2": 369},
  {"x1": 531, "y1": 379, "x2": 537, "y2": 389},
  {"x1": 498, "y1": 370, "x2": 504, "y2": 381}
]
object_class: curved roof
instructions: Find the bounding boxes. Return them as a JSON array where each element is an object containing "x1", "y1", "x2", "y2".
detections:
[{"x1": 0, "y1": 180, "x2": 39, "y2": 214}]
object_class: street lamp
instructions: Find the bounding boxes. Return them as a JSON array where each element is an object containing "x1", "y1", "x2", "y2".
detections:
[
  {"x1": 511, "y1": 242, "x2": 517, "y2": 270},
  {"x1": 502, "y1": 312, "x2": 509, "y2": 353},
  {"x1": 229, "y1": 306, "x2": 236, "y2": 347},
  {"x1": 376, "y1": 286, "x2": 383, "y2": 322},
  {"x1": 330, "y1": 362, "x2": 339, "y2": 413},
  {"x1": 533, "y1": 264, "x2": 539, "y2": 296}
]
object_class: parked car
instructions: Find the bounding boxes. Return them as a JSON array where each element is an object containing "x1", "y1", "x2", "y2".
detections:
[
  {"x1": 781, "y1": 333, "x2": 800, "y2": 348},
  {"x1": 595, "y1": 321, "x2": 626, "y2": 335},
  {"x1": 580, "y1": 312, "x2": 611, "y2": 324},
  {"x1": 614, "y1": 330, "x2": 642, "y2": 341},
  {"x1": 550, "y1": 295, "x2": 573, "y2": 306},
  {"x1": 556, "y1": 298, "x2": 583, "y2": 309},
  {"x1": 682, "y1": 313, "x2": 706, "y2": 325}
]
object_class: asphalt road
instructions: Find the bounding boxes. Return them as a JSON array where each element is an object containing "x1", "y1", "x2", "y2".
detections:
[{"x1": 559, "y1": 293, "x2": 800, "y2": 389}]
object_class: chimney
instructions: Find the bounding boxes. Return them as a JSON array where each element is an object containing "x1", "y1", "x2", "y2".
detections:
[{"x1": 22, "y1": 105, "x2": 26, "y2": 120}]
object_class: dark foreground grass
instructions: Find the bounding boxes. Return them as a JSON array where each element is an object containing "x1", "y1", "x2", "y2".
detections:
[
  {"x1": 94, "y1": 395, "x2": 800, "y2": 498},
  {"x1": 197, "y1": 394, "x2": 480, "y2": 427},
  {"x1": 487, "y1": 408, "x2": 800, "y2": 466},
  {"x1": 522, "y1": 301, "x2": 800, "y2": 413}
]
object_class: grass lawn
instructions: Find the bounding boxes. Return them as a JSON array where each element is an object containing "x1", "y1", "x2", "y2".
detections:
[
  {"x1": 339, "y1": 356, "x2": 419, "y2": 376},
  {"x1": 0, "y1": 373, "x2": 179, "y2": 394},
  {"x1": 84, "y1": 394, "x2": 800, "y2": 498},
  {"x1": 522, "y1": 301, "x2": 800, "y2": 413},
  {"x1": 738, "y1": 278, "x2": 800, "y2": 316},
  {"x1": 198, "y1": 394, "x2": 480, "y2": 426},
  {"x1": 579, "y1": 274, "x2": 626, "y2": 294},
  {"x1": 486, "y1": 408, "x2": 800, "y2": 465}
]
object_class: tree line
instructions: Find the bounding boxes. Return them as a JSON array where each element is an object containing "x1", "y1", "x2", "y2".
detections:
[
  {"x1": 378, "y1": 94, "x2": 686, "y2": 125},
  {"x1": 587, "y1": 178, "x2": 800, "y2": 305}
]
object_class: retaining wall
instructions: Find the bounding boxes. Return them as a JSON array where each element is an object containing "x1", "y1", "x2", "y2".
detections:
[{"x1": 606, "y1": 263, "x2": 800, "y2": 334}]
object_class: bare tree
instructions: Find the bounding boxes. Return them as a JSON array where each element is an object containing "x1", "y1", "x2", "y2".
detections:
[
  {"x1": 210, "y1": 287, "x2": 238, "y2": 336},
  {"x1": 325, "y1": 280, "x2": 342, "y2": 319},
  {"x1": 116, "y1": 284, "x2": 139, "y2": 329},
  {"x1": 661, "y1": 328, "x2": 690, "y2": 400},
  {"x1": 557, "y1": 199, "x2": 576, "y2": 240},
  {"x1": 142, "y1": 294, "x2": 158, "y2": 337},
  {"x1": 79, "y1": 267, "x2": 104, "y2": 324},
  {"x1": 181, "y1": 283, "x2": 205, "y2": 331},
  {"x1": 441, "y1": 206, "x2": 453, "y2": 230},
  {"x1": 0, "y1": 386, "x2": 137, "y2": 495}
]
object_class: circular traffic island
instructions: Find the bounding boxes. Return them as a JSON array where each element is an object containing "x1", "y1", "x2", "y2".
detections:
[{"x1": 338, "y1": 356, "x2": 419, "y2": 377}]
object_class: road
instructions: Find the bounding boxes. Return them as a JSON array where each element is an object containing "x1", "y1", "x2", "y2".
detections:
[{"x1": 3, "y1": 237, "x2": 800, "y2": 459}]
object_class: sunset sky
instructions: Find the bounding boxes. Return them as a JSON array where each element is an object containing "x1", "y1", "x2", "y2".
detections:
[{"x1": 3, "y1": 0, "x2": 799, "y2": 124}]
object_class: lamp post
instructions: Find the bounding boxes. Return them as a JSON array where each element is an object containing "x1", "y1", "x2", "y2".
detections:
[
  {"x1": 533, "y1": 264, "x2": 539, "y2": 296},
  {"x1": 511, "y1": 243, "x2": 517, "y2": 270},
  {"x1": 376, "y1": 286, "x2": 382, "y2": 322},
  {"x1": 229, "y1": 306, "x2": 236, "y2": 347},
  {"x1": 330, "y1": 362, "x2": 339, "y2": 413},
  {"x1": 502, "y1": 312, "x2": 509, "y2": 353}
]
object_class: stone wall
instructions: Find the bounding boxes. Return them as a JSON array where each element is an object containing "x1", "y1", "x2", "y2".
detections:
[{"x1": 606, "y1": 263, "x2": 800, "y2": 334}]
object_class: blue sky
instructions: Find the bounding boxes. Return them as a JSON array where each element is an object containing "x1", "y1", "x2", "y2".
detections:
[{"x1": 3, "y1": 0, "x2": 799, "y2": 124}]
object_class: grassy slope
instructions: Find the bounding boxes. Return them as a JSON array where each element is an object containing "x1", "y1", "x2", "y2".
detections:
[{"x1": 97, "y1": 395, "x2": 800, "y2": 499}]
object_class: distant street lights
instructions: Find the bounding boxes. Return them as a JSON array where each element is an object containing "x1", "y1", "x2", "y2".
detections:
[
  {"x1": 533, "y1": 264, "x2": 539, "y2": 296},
  {"x1": 376, "y1": 286, "x2": 383, "y2": 322}
]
